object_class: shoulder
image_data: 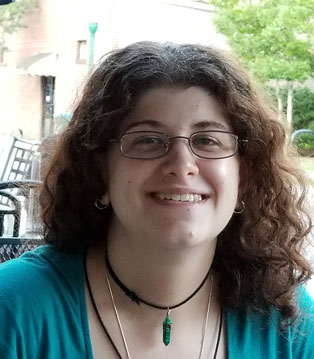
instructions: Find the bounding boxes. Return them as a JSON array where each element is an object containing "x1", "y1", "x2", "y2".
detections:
[
  {"x1": 0, "y1": 246, "x2": 92, "y2": 359},
  {"x1": 0, "y1": 245, "x2": 84, "y2": 299},
  {"x1": 290, "y1": 287, "x2": 314, "y2": 358},
  {"x1": 0, "y1": 244, "x2": 85, "y2": 313},
  {"x1": 226, "y1": 287, "x2": 314, "y2": 359}
]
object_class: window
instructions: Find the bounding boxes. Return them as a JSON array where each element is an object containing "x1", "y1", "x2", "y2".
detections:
[{"x1": 76, "y1": 40, "x2": 87, "y2": 64}]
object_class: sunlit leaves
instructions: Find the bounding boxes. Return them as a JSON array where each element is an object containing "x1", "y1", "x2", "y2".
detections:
[
  {"x1": 208, "y1": 0, "x2": 314, "y2": 82},
  {"x1": 0, "y1": 0, "x2": 37, "y2": 36}
]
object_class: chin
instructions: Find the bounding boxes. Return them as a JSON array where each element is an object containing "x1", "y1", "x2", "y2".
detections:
[{"x1": 160, "y1": 230, "x2": 216, "y2": 250}]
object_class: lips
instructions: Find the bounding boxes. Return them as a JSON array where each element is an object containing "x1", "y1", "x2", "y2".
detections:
[{"x1": 153, "y1": 193, "x2": 205, "y2": 202}]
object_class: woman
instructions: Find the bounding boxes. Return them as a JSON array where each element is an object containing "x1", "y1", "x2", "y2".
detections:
[{"x1": 0, "y1": 41, "x2": 313, "y2": 359}]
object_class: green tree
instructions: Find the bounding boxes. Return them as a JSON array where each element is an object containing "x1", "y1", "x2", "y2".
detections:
[
  {"x1": 0, "y1": 0, "x2": 37, "y2": 61},
  {"x1": 290, "y1": 88, "x2": 314, "y2": 130},
  {"x1": 267, "y1": 86, "x2": 314, "y2": 129},
  {"x1": 209, "y1": 0, "x2": 314, "y2": 124}
]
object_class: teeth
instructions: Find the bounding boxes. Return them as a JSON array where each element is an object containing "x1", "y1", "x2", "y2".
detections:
[
  {"x1": 181, "y1": 194, "x2": 189, "y2": 201},
  {"x1": 156, "y1": 193, "x2": 202, "y2": 202}
]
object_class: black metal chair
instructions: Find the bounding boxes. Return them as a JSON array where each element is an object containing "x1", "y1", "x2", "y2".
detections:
[
  {"x1": 0, "y1": 180, "x2": 43, "y2": 262},
  {"x1": 0, "y1": 188, "x2": 21, "y2": 237}
]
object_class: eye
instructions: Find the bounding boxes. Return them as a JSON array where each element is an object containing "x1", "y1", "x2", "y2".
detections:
[
  {"x1": 126, "y1": 133, "x2": 167, "y2": 154},
  {"x1": 133, "y1": 135, "x2": 164, "y2": 146},
  {"x1": 192, "y1": 134, "x2": 221, "y2": 148}
]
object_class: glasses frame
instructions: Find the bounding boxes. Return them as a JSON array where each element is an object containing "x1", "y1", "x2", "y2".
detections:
[{"x1": 110, "y1": 130, "x2": 248, "y2": 160}]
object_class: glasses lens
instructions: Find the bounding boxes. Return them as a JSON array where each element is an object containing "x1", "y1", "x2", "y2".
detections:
[
  {"x1": 191, "y1": 132, "x2": 237, "y2": 159},
  {"x1": 121, "y1": 132, "x2": 168, "y2": 159}
]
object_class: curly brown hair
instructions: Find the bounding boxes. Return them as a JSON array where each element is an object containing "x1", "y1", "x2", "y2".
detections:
[{"x1": 41, "y1": 41, "x2": 312, "y2": 322}]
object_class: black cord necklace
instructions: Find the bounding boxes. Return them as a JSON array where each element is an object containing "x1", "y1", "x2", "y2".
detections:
[
  {"x1": 105, "y1": 251, "x2": 211, "y2": 310},
  {"x1": 105, "y1": 251, "x2": 212, "y2": 346},
  {"x1": 85, "y1": 253, "x2": 223, "y2": 358},
  {"x1": 84, "y1": 253, "x2": 123, "y2": 359}
]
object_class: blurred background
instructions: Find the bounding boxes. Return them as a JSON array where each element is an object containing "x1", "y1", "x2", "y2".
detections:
[{"x1": 0, "y1": 0, "x2": 226, "y2": 139}]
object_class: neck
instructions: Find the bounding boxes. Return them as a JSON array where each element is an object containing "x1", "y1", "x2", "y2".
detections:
[{"x1": 106, "y1": 228, "x2": 217, "y2": 307}]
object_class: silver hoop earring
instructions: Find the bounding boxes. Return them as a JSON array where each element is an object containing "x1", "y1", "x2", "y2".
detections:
[
  {"x1": 233, "y1": 200, "x2": 245, "y2": 214},
  {"x1": 94, "y1": 199, "x2": 109, "y2": 210}
]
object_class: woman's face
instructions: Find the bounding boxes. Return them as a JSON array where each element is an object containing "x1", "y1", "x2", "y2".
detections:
[{"x1": 106, "y1": 86, "x2": 241, "y2": 249}]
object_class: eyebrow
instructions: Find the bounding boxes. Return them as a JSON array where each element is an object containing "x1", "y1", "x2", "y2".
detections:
[
  {"x1": 124, "y1": 120, "x2": 160, "y2": 132},
  {"x1": 124, "y1": 119, "x2": 230, "y2": 132},
  {"x1": 193, "y1": 121, "x2": 230, "y2": 131}
]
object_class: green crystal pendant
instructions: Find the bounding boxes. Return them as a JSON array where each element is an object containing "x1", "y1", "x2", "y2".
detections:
[{"x1": 163, "y1": 309, "x2": 172, "y2": 346}]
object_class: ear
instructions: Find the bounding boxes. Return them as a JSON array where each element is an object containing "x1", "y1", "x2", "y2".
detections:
[{"x1": 100, "y1": 193, "x2": 110, "y2": 206}]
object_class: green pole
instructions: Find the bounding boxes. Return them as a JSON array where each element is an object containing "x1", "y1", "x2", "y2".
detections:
[{"x1": 88, "y1": 22, "x2": 98, "y2": 73}]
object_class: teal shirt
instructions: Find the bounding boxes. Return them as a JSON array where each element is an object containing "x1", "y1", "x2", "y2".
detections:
[{"x1": 0, "y1": 246, "x2": 313, "y2": 359}]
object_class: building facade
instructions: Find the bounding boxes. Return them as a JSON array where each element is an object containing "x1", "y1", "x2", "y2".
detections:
[{"x1": 0, "y1": 0, "x2": 224, "y2": 139}]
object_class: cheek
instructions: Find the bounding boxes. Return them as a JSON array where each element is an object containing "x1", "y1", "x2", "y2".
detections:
[
  {"x1": 205, "y1": 159, "x2": 239, "y2": 182},
  {"x1": 206, "y1": 160, "x2": 240, "y2": 199},
  {"x1": 108, "y1": 161, "x2": 140, "y2": 201}
]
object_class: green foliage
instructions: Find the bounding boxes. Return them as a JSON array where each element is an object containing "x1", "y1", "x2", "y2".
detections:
[
  {"x1": 0, "y1": 0, "x2": 37, "y2": 36},
  {"x1": 266, "y1": 86, "x2": 314, "y2": 129},
  {"x1": 294, "y1": 132, "x2": 314, "y2": 157},
  {"x1": 290, "y1": 88, "x2": 314, "y2": 130},
  {"x1": 295, "y1": 133, "x2": 314, "y2": 149},
  {"x1": 209, "y1": 0, "x2": 314, "y2": 82}
]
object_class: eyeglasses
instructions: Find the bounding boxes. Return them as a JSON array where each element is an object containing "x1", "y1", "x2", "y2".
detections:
[{"x1": 110, "y1": 130, "x2": 248, "y2": 160}]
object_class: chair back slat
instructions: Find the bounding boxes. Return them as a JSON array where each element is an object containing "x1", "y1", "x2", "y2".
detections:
[
  {"x1": 0, "y1": 137, "x2": 40, "y2": 181},
  {"x1": 0, "y1": 137, "x2": 40, "y2": 206}
]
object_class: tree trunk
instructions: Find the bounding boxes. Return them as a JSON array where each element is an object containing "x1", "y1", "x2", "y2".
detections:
[
  {"x1": 286, "y1": 82, "x2": 294, "y2": 125},
  {"x1": 275, "y1": 80, "x2": 283, "y2": 122}
]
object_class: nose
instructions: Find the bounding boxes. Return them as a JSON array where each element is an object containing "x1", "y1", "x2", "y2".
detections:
[{"x1": 160, "y1": 138, "x2": 199, "y2": 178}]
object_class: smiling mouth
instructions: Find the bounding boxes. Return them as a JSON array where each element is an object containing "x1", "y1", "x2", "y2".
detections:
[{"x1": 153, "y1": 193, "x2": 206, "y2": 202}]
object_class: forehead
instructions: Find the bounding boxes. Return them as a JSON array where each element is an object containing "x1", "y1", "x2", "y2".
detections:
[{"x1": 121, "y1": 86, "x2": 232, "y2": 133}]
